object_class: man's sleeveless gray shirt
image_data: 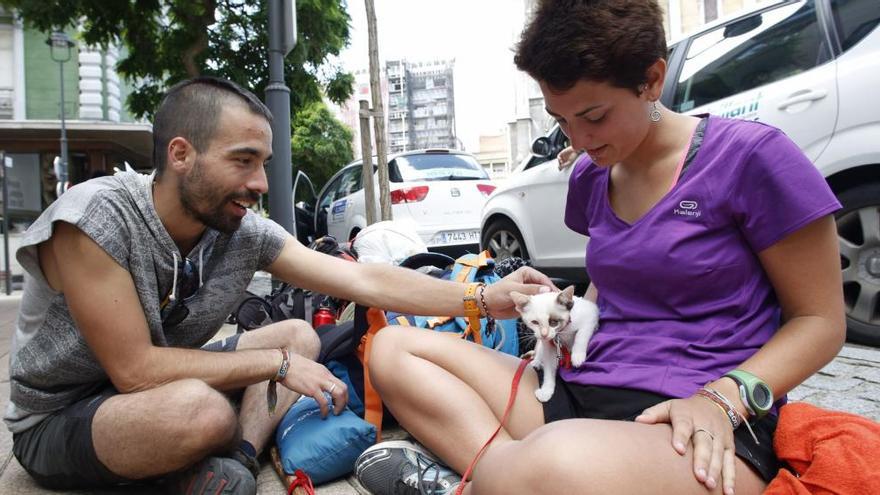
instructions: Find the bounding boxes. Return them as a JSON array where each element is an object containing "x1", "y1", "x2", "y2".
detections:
[{"x1": 4, "y1": 171, "x2": 288, "y2": 433}]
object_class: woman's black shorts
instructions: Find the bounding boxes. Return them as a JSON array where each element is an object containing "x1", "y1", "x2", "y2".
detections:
[{"x1": 540, "y1": 373, "x2": 780, "y2": 482}]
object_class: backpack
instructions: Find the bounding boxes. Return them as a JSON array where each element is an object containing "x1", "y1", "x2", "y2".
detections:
[
  {"x1": 233, "y1": 236, "x2": 355, "y2": 332},
  {"x1": 331, "y1": 251, "x2": 524, "y2": 438},
  {"x1": 236, "y1": 249, "x2": 525, "y2": 436},
  {"x1": 383, "y1": 251, "x2": 520, "y2": 356}
]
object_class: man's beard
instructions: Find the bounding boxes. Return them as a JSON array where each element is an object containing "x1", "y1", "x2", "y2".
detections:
[{"x1": 179, "y1": 159, "x2": 260, "y2": 234}]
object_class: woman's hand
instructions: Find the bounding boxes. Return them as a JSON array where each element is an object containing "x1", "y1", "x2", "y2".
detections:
[
  {"x1": 482, "y1": 267, "x2": 557, "y2": 319},
  {"x1": 635, "y1": 395, "x2": 737, "y2": 495},
  {"x1": 280, "y1": 353, "x2": 349, "y2": 418}
]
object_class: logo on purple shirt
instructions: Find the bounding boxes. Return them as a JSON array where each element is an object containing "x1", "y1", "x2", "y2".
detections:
[{"x1": 674, "y1": 200, "x2": 701, "y2": 218}]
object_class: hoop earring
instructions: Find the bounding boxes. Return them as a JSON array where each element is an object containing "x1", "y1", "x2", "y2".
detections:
[{"x1": 650, "y1": 101, "x2": 662, "y2": 122}]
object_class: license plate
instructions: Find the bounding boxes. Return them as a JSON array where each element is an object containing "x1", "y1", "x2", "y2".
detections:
[{"x1": 439, "y1": 230, "x2": 480, "y2": 244}]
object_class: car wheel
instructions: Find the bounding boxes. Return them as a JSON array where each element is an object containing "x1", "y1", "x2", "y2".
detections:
[
  {"x1": 837, "y1": 182, "x2": 880, "y2": 347},
  {"x1": 482, "y1": 218, "x2": 529, "y2": 262}
]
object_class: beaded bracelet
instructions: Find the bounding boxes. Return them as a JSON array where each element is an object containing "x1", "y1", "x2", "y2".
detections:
[
  {"x1": 695, "y1": 388, "x2": 740, "y2": 429},
  {"x1": 477, "y1": 284, "x2": 495, "y2": 334},
  {"x1": 698, "y1": 386, "x2": 760, "y2": 445}
]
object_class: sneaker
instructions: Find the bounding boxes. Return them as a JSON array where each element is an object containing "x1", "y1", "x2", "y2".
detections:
[
  {"x1": 164, "y1": 456, "x2": 257, "y2": 495},
  {"x1": 355, "y1": 440, "x2": 461, "y2": 495}
]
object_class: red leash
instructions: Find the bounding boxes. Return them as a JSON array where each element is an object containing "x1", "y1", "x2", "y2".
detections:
[
  {"x1": 455, "y1": 358, "x2": 531, "y2": 495},
  {"x1": 287, "y1": 469, "x2": 315, "y2": 495}
]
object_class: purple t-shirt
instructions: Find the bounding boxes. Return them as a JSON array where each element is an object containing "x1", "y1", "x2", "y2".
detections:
[{"x1": 562, "y1": 116, "x2": 840, "y2": 402}]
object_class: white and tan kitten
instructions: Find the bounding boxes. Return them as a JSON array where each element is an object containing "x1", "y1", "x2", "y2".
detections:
[{"x1": 511, "y1": 285, "x2": 599, "y2": 402}]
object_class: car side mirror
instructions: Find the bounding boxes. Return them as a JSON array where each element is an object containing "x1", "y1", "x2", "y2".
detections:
[{"x1": 531, "y1": 137, "x2": 553, "y2": 159}]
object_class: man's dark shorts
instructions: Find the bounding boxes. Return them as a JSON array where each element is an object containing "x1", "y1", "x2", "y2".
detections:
[
  {"x1": 12, "y1": 333, "x2": 243, "y2": 489},
  {"x1": 540, "y1": 372, "x2": 780, "y2": 483}
]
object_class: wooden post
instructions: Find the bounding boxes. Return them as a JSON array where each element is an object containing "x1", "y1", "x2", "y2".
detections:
[
  {"x1": 364, "y1": 0, "x2": 392, "y2": 221},
  {"x1": 358, "y1": 100, "x2": 377, "y2": 225}
]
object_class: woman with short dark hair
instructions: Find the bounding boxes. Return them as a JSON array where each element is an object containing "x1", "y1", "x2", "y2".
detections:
[{"x1": 356, "y1": 1, "x2": 845, "y2": 494}]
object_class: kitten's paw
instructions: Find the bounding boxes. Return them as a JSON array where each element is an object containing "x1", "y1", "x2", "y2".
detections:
[
  {"x1": 571, "y1": 351, "x2": 587, "y2": 367},
  {"x1": 535, "y1": 388, "x2": 554, "y2": 402}
]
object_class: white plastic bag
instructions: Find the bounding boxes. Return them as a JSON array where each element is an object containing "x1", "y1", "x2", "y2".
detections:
[{"x1": 352, "y1": 221, "x2": 427, "y2": 265}]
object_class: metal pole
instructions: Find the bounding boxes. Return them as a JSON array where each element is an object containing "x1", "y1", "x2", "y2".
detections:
[
  {"x1": 358, "y1": 100, "x2": 376, "y2": 225},
  {"x1": 266, "y1": 0, "x2": 295, "y2": 235},
  {"x1": 1, "y1": 151, "x2": 10, "y2": 295},
  {"x1": 58, "y1": 59, "x2": 68, "y2": 189}
]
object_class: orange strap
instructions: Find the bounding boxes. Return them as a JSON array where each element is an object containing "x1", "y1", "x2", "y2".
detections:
[
  {"x1": 455, "y1": 359, "x2": 531, "y2": 494},
  {"x1": 462, "y1": 282, "x2": 483, "y2": 345},
  {"x1": 358, "y1": 307, "x2": 390, "y2": 440}
]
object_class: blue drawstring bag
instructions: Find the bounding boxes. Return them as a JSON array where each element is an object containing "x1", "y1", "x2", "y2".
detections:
[{"x1": 275, "y1": 396, "x2": 377, "y2": 484}]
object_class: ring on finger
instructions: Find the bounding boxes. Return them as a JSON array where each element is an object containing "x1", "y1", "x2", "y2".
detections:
[
  {"x1": 327, "y1": 383, "x2": 337, "y2": 394},
  {"x1": 694, "y1": 428, "x2": 715, "y2": 442}
]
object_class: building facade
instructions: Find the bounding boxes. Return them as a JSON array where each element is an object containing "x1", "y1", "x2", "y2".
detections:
[
  {"x1": 386, "y1": 58, "x2": 457, "y2": 153},
  {"x1": 331, "y1": 58, "x2": 458, "y2": 160},
  {"x1": 474, "y1": 132, "x2": 510, "y2": 179},
  {"x1": 0, "y1": 8, "x2": 151, "y2": 222}
]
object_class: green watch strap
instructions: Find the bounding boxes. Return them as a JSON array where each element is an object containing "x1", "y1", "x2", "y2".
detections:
[{"x1": 723, "y1": 369, "x2": 774, "y2": 419}]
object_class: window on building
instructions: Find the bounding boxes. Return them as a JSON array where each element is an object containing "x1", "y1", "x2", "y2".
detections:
[
  {"x1": 0, "y1": 26, "x2": 14, "y2": 119},
  {"x1": 704, "y1": 0, "x2": 719, "y2": 23},
  {"x1": 672, "y1": 0, "x2": 828, "y2": 112}
]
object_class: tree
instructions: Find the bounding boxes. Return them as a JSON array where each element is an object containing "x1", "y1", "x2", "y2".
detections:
[
  {"x1": 1, "y1": 0, "x2": 355, "y2": 120},
  {"x1": 291, "y1": 101, "x2": 353, "y2": 191}
]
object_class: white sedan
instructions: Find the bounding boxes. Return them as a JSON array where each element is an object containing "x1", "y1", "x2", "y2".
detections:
[{"x1": 314, "y1": 149, "x2": 496, "y2": 256}]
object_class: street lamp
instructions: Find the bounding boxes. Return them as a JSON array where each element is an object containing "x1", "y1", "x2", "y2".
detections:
[{"x1": 46, "y1": 31, "x2": 74, "y2": 196}]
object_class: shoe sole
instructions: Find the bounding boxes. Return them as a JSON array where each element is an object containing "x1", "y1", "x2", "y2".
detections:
[{"x1": 358, "y1": 440, "x2": 439, "y2": 460}]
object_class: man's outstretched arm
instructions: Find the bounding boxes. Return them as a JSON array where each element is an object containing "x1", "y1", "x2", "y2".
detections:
[{"x1": 266, "y1": 236, "x2": 556, "y2": 320}]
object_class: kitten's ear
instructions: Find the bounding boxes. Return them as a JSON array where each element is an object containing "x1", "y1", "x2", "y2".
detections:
[
  {"x1": 510, "y1": 291, "x2": 530, "y2": 313},
  {"x1": 557, "y1": 285, "x2": 575, "y2": 310}
]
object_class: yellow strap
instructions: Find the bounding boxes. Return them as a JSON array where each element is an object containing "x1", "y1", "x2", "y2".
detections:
[
  {"x1": 477, "y1": 250, "x2": 489, "y2": 267},
  {"x1": 462, "y1": 283, "x2": 483, "y2": 345},
  {"x1": 426, "y1": 316, "x2": 452, "y2": 328},
  {"x1": 454, "y1": 265, "x2": 473, "y2": 283},
  {"x1": 395, "y1": 316, "x2": 410, "y2": 326}
]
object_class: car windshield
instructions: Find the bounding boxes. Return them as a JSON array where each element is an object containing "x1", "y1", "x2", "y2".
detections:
[{"x1": 394, "y1": 153, "x2": 489, "y2": 181}]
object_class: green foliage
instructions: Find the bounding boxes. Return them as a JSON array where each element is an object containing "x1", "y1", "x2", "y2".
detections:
[
  {"x1": 292, "y1": 101, "x2": 353, "y2": 190},
  {"x1": 2, "y1": 0, "x2": 355, "y2": 120}
]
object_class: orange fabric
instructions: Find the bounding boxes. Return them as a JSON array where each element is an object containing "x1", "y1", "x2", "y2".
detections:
[
  {"x1": 764, "y1": 402, "x2": 880, "y2": 495},
  {"x1": 462, "y1": 282, "x2": 483, "y2": 346},
  {"x1": 358, "y1": 307, "x2": 390, "y2": 441}
]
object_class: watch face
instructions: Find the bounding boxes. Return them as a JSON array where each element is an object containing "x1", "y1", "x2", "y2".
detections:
[{"x1": 753, "y1": 384, "x2": 773, "y2": 408}]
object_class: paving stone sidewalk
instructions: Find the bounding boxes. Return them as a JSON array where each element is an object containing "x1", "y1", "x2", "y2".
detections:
[{"x1": 0, "y1": 291, "x2": 878, "y2": 494}]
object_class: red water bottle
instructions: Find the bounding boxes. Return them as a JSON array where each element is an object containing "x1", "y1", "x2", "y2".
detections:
[{"x1": 312, "y1": 296, "x2": 337, "y2": 328}]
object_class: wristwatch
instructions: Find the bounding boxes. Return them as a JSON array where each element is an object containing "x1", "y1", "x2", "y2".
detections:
[{"x1": 723, "y1": 369, "x2": 774, "y2": 419}]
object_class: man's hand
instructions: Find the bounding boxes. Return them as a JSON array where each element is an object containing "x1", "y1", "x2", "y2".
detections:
[
  {"x1": 280, "y1": 353, "x2": 348, "y2": 418},
  {"x1": 483, "y1": 267, "x2": 557, "y2": 319}
]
